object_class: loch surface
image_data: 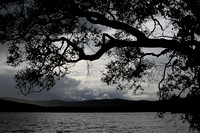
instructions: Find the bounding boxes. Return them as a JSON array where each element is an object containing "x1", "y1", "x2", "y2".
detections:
[{"x1": 0, "y1": 112, "x2": 196, "y2": 133}]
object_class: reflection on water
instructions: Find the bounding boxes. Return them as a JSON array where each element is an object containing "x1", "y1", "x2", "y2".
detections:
[{"x1": 0, "y1": 112, "x2": 197, "y2": 133}]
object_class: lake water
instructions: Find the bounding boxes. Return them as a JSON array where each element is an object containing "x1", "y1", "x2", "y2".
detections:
[{"x1": 0, "y1": 112, "x2": 197, "y2": 133}]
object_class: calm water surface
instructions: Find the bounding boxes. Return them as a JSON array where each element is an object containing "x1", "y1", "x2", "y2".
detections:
[{"x1": 0, "y1": 112, "x2": 196, "y2": 133}]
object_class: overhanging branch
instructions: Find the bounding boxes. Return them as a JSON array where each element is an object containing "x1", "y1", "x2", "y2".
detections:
[
  {"x1": 88, "y1": 37, "x2": 197, "y2": 62},
  {"x1": 67, "y1": 4, "x2": 200, "y2": 63},
  {"x1": 49, "y1": 35, "x2": 199, "y2": 64}
]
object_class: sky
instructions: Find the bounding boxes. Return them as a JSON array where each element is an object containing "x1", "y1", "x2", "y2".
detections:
[
  {"x1": 0, "y1": 13, "x2": 172, "y2": 101},
  {"x1": 0, "y1": 43, "x2": 162, "y2": 101}
]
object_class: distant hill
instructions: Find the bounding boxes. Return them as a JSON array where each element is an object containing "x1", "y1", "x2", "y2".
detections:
[
  {"x1": 0, "y1": 98, "x2": 48, "y2": 112},
  {"x1": 0, "y1": 97, "x2": 200, "y2": 112},
  {"x1": 0, "y1": 97, "x2": 152, "y2": 108},
  {"x1": 0, "y1": 97, "x2": 68, "y2": 107}
]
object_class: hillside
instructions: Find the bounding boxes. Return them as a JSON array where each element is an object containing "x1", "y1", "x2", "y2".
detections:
[
  {"x1": 0, "y1": 97, "x2": 199, "y2": 112},
  {"x1": 0, "y1": 99, "x2": 47, "y2": 112}
]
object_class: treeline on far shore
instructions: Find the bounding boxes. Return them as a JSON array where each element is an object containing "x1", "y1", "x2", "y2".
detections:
[{"x1": 0, "y1": 98, "x2": 200, "y2": 113}]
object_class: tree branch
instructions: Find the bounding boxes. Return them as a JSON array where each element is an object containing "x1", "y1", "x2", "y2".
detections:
[
  {"x1": 74, "y1": 9, "x2": 200, "y2": 62},
  {"x1": 50, "y1": 35, "x2": 199, "y2": 64},
  {"x1": 158, "y1": 52, "x2": 175, "y2": 99},
  {"x1": 79, "y1": 11, "x2": 148, "y2": 41},
  {"x1": 143, "y1": 49, "x2": 170, "y2": 57}
]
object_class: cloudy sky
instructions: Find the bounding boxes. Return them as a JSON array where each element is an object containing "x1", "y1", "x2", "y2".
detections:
[
  {"x1": 0, "y1": 14, "x2": 172, "y2": 101},
  {"x1": 0, "y1": 42, "x2": 163, "y2": 101}
]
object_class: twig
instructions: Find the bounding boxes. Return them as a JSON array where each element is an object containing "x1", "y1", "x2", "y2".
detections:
[{"x1": 158, "y1": 52, "x2": 175, "y2": 99}]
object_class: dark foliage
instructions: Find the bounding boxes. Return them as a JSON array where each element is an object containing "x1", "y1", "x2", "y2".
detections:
[{"x1": 1, "y1": 0, "x2": 200, "y2": 99}]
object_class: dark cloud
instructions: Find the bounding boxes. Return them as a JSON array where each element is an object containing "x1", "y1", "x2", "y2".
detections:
[
  {"x1": 0, "y1": 67, "x2": 81, "y2": 100},
  {"x1": 0, "y1": 67, "x2": 158, "y2": 101},
  {"x1": 0, "y1": 69, "x2": 18, "y2": 98},
  {"x1": 0, "y1": 45, "x2": 8, "y2": 67},
  {"x1": 58, "y1": 87, "x2": 127, "y2": 101}
]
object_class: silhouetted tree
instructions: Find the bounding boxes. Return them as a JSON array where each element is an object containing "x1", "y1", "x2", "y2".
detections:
[
  {"x1": 1, "y1": 0, "x2": 200, "y2": 131},
  {"x1": 0, "y1": 0, "x2": 200, "y2": 100}
]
